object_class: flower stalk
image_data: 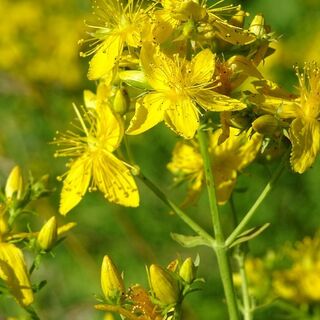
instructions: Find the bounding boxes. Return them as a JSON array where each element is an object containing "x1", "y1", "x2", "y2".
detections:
[{"x1": 197, "y1": 127, "x2": 240, "y2": 320}]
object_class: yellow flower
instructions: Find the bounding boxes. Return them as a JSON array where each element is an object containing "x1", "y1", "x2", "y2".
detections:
[
  {"x1": 127, "y1": 45, "x2": 246, "y2": 139},
  {"x1": 272, "y1": 234, "x2": 320, "y2": 304},
  {"x1": 54, "y1": 102, "x2": 139, "y2": 215},
  {"x1": 81, "y1": 0, "x2": 152, "y2": 80},
  {"x1": 289, "y1": 63, "x2": 320, "y2": 173},
  {"x1": 152, "y1": 0, "x2": 255, "y2": 45},
  {"x1": 254, "y1": 64, "x2": 320, "y2": 173},
  {"x1": 168, "y1": 128, "x2": 262, "y2": 204},
  {"x1": 0, "y1": 242, "x2": 33, "y2": 307}
]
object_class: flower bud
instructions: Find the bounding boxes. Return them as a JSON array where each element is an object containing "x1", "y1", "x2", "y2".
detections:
[
  {"x1": 229, "y1": 10, "x2": 246, "y2": 28},
  {"x1": 101, "y1": 255, "x2": 125, "y2": 301},
  {"x1": 149, "y1": 264, "x2": 180, "y2": 305},
  {"x1": 5, "y1": 166, "x2": 23, "y2": 200},
  {"x1": 118, "y1": 70, "x2": 150, "y2": 89},
  {"x1": 252, "y1": 115, "x2": 280, "y2": 136},
  {"x1": 179, "y1": 258, "x2": 196, "y2": 284},
  {"x1": 112, "y1": 88, "x2": 130, "y2": 115},
  {"x1": 37, "y1": 216, "x2": 58, "y2": 251},
  {"x1": 249, "y1": 14, "x2": 266, "y2": 37}
]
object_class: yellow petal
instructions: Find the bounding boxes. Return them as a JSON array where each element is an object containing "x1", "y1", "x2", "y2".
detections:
[
  {"x1": 0, "y1": 242, "x2": 33, "y2": 306},
  {"x1": 126, "y1": 93, "x2": 166, "y2": 135},
  {"x1": 93, "y1": 152, "x2": 139, "y2": 207},
  {"x1": 96, "y1": 105, "x2": 124, "y2": 151},
  {"x1": 83, "y1": 89, "x2": 97, "y2": 110},
  {"x1": 141, "y1": 44, "x2": 176, "y2": 90},
  {"x1": 167, "y1": 141, "x2": 203, "y2": 175},
  {"x1": 290, "y1": 118, "x2": 320, "y2": 173},
  {"x1": 189, "y1": 49, "x2": 215, "y2": 84},
  {"x1": 211, "y1": 128, "x2": 262, "y2": 204},
  {"x1": 212, "y1": 17, "x2": 256, "y2": 45},
  {"x1": 164, "y1": 99, "x2": 199, "y2": 139},
  {"x1": 60, "y1": 155, "x2": 92, "y2": 215},
  {"x1": 195, "y1": 90, "x2": 246, "y2": 112},
  {"x1": 88, "y1": 35, "x2": 123, "y2": 80}
]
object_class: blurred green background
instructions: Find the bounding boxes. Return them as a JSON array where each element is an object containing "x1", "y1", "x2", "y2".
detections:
[{"x1": 0, "y1": 0, "x2": 319, "y2": 319}]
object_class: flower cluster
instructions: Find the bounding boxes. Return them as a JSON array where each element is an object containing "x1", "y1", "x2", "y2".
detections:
[
  {"x1": 95, "y1": 255, "x2": 200, "y2": 319},
  {"x1": 54, "y1": 0, "x2": 320, "y2": 216}
]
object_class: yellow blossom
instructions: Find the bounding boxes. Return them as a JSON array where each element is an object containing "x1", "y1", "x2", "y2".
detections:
[
  {"x1": 152, "y1": 0, "x2": 256, "y2": 45},
  {"x1": 54, "y1": 101, "x2": 139, "y2": 215},
  {"x1": 168, "y1": 128, "x2": 262, "y2": 204},
  {"x1": 272, "y1": 234, "x2": 320, "y2": 304},
  {"x1": 289, "y1": 63, "x2": 320, "y2": 173},
  {"x1": 81, "y1": 0, "x2": 152, "y2": 80},
  {"x1": 0, "y1": 242, "x2": 33, "y2": 307},
  {"x1": 127, "y1": 45, "x2": 246, "y2": 139},
  {"x1": 254, "y1": 64, "x2": 320, "y2": 173}
]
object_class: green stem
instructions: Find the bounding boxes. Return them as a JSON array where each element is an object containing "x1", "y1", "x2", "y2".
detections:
[
  {"x1": 174, "y1": 303, "x2": 182, "y2": 320},
  {"x1": 235, "y1": 249, "x2": 252, "y2": 320},
  {"x1": 137, "y1": 172, "x2": 215, "y2": 246},
  {"x1": 197, "y1": 128, "x2": 240, "y2": 320},
  {"x1": 226, "y1": 152, "x2": 287, "y2": 248}
]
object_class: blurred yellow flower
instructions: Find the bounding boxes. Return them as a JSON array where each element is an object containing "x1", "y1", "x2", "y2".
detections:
[
  {"x1": 54, "y1": 102, "x2": 139, "y2": 215},
  {"x1": 127, "y1": 45, "x2": 246, "y2": 139},
  {"x1": 272, "y1": 234, "x2": 320, "y2": 304},
  {"x1": 82, "y1": 0, "x2": 152, "y2": 80},
  {"x1": 0, "y1": 0, "x2": 84, "y2": 88},
  {"x1": 168, "y1": 128, "x2": 262, "y2": 205}
]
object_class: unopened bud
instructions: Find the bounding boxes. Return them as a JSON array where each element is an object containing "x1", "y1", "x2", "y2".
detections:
[
  {"x1": 179, "y1": 258, "x2": 196, "y2": 284},
  {"x1": 229, "y1": 10, "x2": 246, "y2": 28},
  {"x1": 167, "y1": 259, "x2": 179, "y2": 272},
  {"x1": 252, "y1": 115, "x2": 279, "y2": 135},
  {"x1": 101, "y1": 255, "x2": 125, "y2": 301},
  {"x1": 118, "y1": 70, "x2": 150, "y2": 89},
  {"x1": 149, "y1": 264, "x2": 180, "y2": 305},
  {"x1": 112, "y1": 88, "x2": 130, "y2": 115},
  {"x1": 249, "y1": 14, "x2": 266, "y2": 37},
  {"x1": 5, "y1": 166, "x2": 23, "y2": 200},
  {"x1": 37, "y1": 216, "x2": 58, "y2": 251},
  {"x1": 183, "y1": 20, "x2": 195, "y2": 38}
]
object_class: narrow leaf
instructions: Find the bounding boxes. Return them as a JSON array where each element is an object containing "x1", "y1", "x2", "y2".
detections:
[{"x1": 229, "y1": 223, "x2": 270, "y2": 248}]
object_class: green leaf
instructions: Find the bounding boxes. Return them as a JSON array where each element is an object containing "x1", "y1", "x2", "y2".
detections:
[
  {"x1": 171, "y1": 233, "x2": 211, "y2": 248},
  {"x1": 229, "y1": 223, "x2": 271, "y2": 248}
]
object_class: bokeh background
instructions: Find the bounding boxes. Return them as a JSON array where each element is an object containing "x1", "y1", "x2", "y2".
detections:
[{"x1": 0, "y1": 0, "x2": 319, "y2": 319}]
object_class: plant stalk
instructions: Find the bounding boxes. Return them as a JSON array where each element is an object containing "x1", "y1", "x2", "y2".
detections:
[{"x1": 197, "y1": 128, "x2": 240, "y2": 320}]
